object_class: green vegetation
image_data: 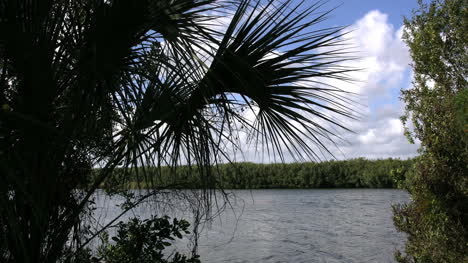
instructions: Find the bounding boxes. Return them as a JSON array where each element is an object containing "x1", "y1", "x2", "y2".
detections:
[
  {"x1": 95, "y1": 216, "x2": 199, "y2": 263},
  {"x1": 392, "y1": 0, "x2": 468, "y2": 262},
  {"x1": 102, "y1": 158, "x2": 415, "y2": 190}
]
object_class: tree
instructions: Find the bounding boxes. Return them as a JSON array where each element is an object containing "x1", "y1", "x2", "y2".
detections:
[
  {"x1": 0, "y1": 0, "x2": 356, "y2": 262},
  {"x1": 96, "y1": 216, "x2": 200, "y2": 263},
  {"x1": 393, "y1": 0, "x2": 468, "y2": 262}
]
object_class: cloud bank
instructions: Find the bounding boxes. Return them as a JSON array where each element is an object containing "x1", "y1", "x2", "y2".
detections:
[
  {"x1": 331, "y1": 10, "x2": 419, "y2": 160},
  {"x1": 229, "y1": 10, "x2": 420, "y2": 162}
]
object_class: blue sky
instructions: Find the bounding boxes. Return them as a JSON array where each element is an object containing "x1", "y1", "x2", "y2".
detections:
[
  {"x1": 305, "y1": 0, "x2": 421, "y2": 160},
  {"x1": 229, "y1": 0, "x2": 422, "y2": 162},
  {"x1": 324, "y1": 0, "x2": 419, "y2": 27}
]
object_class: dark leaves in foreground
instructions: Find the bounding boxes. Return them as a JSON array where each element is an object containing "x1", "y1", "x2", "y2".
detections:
[
  {"x1": 0, "y1": 1, "x2": 357, "y2": 262},
  {"x1": 96, "y1": 216, "x2": 199, "y2": 263}
]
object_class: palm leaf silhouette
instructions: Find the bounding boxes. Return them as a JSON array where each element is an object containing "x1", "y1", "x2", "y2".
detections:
[{"x1": 0, "y1": 1, "x2": 358, "y2": 261}]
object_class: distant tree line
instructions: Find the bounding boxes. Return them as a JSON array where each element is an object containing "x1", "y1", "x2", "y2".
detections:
[{"x1": 100, "y1": 158, "x2": 415, "y2": 190}]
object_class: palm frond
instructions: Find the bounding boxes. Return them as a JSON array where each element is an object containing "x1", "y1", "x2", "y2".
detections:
[{"x1": 186, "y1": 0, "x2": 359, "y2": 161}]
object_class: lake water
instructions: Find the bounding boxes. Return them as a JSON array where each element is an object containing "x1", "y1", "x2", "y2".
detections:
[{"x1": 95, "y1": 189, "x2": 409, "y2": 263}]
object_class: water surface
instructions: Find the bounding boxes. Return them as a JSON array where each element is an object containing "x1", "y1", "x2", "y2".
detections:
[{"x1": 96, "y1": 189, "x2": 409, "y2": 263}]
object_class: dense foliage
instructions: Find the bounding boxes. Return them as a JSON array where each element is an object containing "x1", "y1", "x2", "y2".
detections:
[
  {"x1": 0, "y1": 0, "x2": 357, "y2": 262},
  {"x1": 392, "y1": 0, "x2": 468, "y2": 262},
  {"x1": 102, "y1": 158, "x2": 415, "y2": 189},
  {"x1": 96, "y1": 216, "x2": 199, "y2": 263}
]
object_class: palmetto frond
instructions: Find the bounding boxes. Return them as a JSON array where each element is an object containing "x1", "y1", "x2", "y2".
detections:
[
  {"x1": 0, "y1": 0, "x2": 358, "y2": 198},
  {"x1": 121, "y1": 0, "x2": 358, "y2": 168},
  {"x1": 0, "y1": 1, "x2": 358, "y2": 261},
  {"x1": 195, "y1": 0, "x2": 358, "y2": 161}
]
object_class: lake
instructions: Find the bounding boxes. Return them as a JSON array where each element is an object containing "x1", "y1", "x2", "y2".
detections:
[{"x1": 95, "y1": 189, "x2": 409, "y2": 263}]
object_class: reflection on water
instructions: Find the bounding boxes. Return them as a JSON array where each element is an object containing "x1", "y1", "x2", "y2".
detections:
[{"x1": 95, "y1": 189, "x2": 409, "y2": 263}]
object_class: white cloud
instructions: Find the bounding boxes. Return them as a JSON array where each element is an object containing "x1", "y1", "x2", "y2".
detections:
[
  {"x1": 345, "y1": 11, "x2": 411, "y2": 96},
  {"x1": 230, "y1": 10, "x2": 420, "y2": 162},
  {"x1": 325, "y1": 10, "x2": 419, "y2": 160}
]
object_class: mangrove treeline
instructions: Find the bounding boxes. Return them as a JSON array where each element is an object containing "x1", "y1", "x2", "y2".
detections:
[{"x1": 100, "y1": 158, "x2": 415, "y2": 190}]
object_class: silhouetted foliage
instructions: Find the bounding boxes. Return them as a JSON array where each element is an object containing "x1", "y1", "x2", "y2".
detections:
[
  {"x1": 0, "y1": 0, "x2": 357, "y2": 262},
  {"x1": 97, "y1": 216, "x2": 199, "y2": 263}
]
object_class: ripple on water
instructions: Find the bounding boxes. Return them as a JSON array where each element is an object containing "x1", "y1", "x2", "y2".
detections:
[{"x1": 95, "y1": 189, "x2": 409, "y2": 263}]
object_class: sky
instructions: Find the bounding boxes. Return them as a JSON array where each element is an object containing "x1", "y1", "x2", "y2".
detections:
[
  {"x1": 317, "y1": 0, "x2": 421, "y2": 160},
  {"x1": 228, "y1": 0, "x2": 422, "y2": 162},
  {"x1": 321, "y1": 0, "x2": 419, "y2": 28}
]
